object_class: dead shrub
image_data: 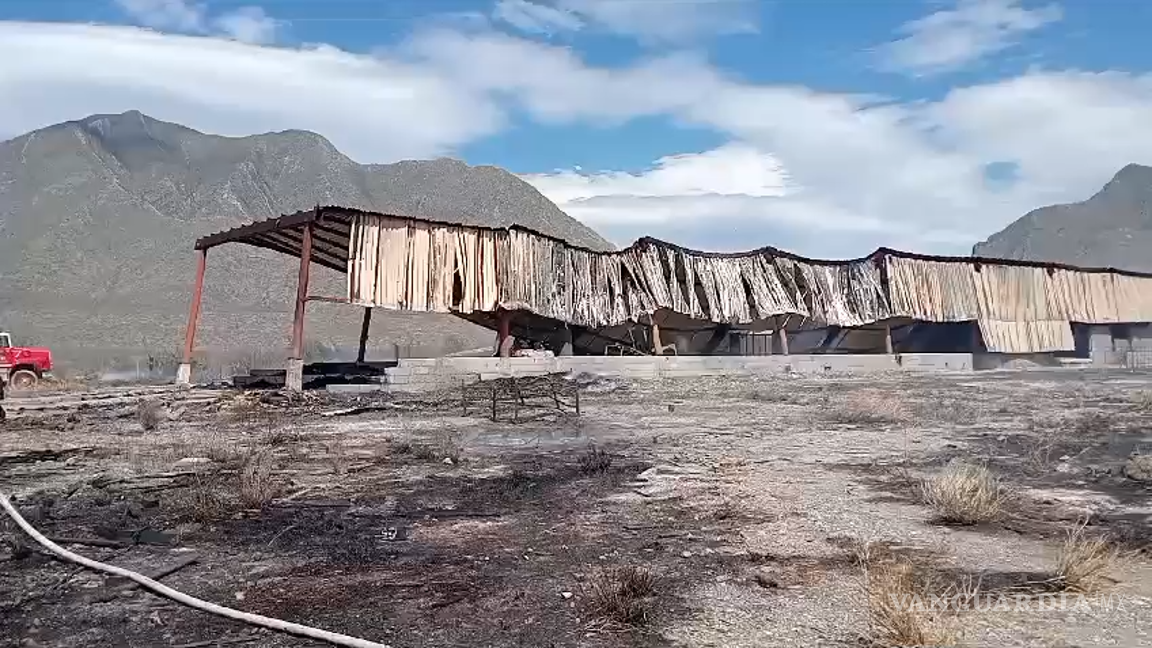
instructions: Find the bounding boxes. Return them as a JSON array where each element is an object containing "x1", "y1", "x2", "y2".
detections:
[
  {"x1": 709, "y1": 497, "x2": 747, "y2": 521},
  {"x1": 239, "y1": 450, "x2": 278, "y2": 509},
  {"x1": 859, "y1": 547, "x2": 959, "y2": 647},
  {"x1": 410, "y1": 444, "x2": 439, "y2": 461},
  {"x1": 926, "y1": 398, "x2": 985, "y2": 424},
  {"x1": 1054, "y1": 521, "x2": 1125, "y2": 593},
  {"x1": 1, "y1": 518, "x2": 32, "y2": 560},
  {"x1": 436, "y1": 430, "x2": 463, "y2": 463},
  {"x1": 409, "y1": 431, "x2": 463, "y2": 463},
  {"x1": 586, "y1": 565, "x2": 657, "y2": 629},
  {"x1": 749, "y1": 389, "x2": 795, "y2": 404},
  {"x1": 226, "y1": 395, "x2": 266, "y2": 424},
  {"x1": 136, "y1": 399, "x2": 165, "y2": 431},
  {"x1": 203, "y1": 442, "x2": 239, "y2": 465},
  {"x1": 261, "y1": 427, "x2": 302, "y2": 447},
  {"x1": 185, "y1": 429, "x2": 238, "y2": 465},
  {"x1": 579, "y1": 443, "x2": 613, "y2": 474},
  {"x1": 181, "y1": 474, "x2": 234, "y2": 524},
  {"x1": 1073, "y1": 409, "x2": 1114, "y2": 435},
  {"x1": 1132, "y1": 391, "x2": 1152, "y2": 413},
  {"x1": 830, "y1": 390, "x2": 910, "y2": 425},
  {"x1": 325, "y1": 438, "x2": 349, "y2": 475},
  {"x1": 921, "y1": 462, "x2": 1007, "y2": 525},
  {"x1": 1023, "y1": 425, "x2": 1062, "y2": 474}
]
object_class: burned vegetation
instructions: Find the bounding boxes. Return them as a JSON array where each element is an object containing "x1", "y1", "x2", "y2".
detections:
[{"x1": 2, "y1": 371, "x2": 1151, "y2": 648}]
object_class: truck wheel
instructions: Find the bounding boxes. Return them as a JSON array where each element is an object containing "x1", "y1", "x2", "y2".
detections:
[{"x1": 9, "y1": 370, "x2": 37, "y2": 390}]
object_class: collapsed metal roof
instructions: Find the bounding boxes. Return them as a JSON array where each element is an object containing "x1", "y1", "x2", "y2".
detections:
[
  {"x1": 194, "y1": 205, "x2": 1152, "y2": 354},
  {"x1": 195, "y1": 205, "x2": 1152, "y2": 279}
]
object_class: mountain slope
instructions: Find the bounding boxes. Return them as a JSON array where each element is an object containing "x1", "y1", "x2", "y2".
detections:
[
  {"x1": 973, "y1": 164, "x2": 1152, "y2": 272},
  {"x1": 0, "y1": 111, "x2": 614, "y2": 371}
]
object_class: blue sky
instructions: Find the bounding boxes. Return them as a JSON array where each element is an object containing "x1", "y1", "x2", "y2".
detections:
[{"x1": 2, "y1": 0, "x2": 1151, "y2": 257}]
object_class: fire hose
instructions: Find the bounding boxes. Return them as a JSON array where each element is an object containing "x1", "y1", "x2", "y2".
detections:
[{"x1": 0, "y1": 490, "x2": 392, "y2": 648}]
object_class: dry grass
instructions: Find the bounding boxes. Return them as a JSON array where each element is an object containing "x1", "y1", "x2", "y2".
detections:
[
  {"x1": 1, "y1": 518, "x2": 32, "y2": 560},
  {"x1": 324, "y1": 438, "x2": 350, "y2": 475},
  {"x1": 1132, "y1": 391, "x2": 1152, "y2": 413},
  {"x1": 409, "y1": 430, "x2": 464, "y2": 463},
  {"x1": 180, "y1": 473, "x2": 234, "y2": 524},
  {"x1": 578, "y1": 443, "x2": 613, "y2": 474},
  {"x1": 586, "y1": 565, "x2": 657, "y2": 629},
  {"x1": 1023, "y1": 424, "x2": 1063, "y2": 474},
  {"x1": 709, "y1": 497, "x2": 748, "y2": 521},
  {"x1": 830, "y1": 390, "x2": 910, "y2": 425},
  {"x1": 921, "y1": 462, "x2": 1007, "y2": 525},
  {"x1": 238, "y1": 450, "x2": 278, "y2": 509},
  {"x1": 1073, "y1": 409, "x2": 1115, "y2": 435},
  {"x1": 261, "y1": 427, "x2": 303, "y2": 447},
  {"x1": 225, "y1": 394, "x2": 268, "y2": 424},
  {"x1": 136, "y1": 399, "x2": 165, "y2": 431},
  {"x1": 436, "y1": 430, "x2": 464, "y2": 463},
  {"x1": 858, "y1": 544, "x2": 960, "y2": 647},
  {"x1": 1054, "y1": 521, "x2": 1126, "y2": 594}
]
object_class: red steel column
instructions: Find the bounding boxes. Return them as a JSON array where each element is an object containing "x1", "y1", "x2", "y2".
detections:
[
  {"x1": 290, "y1": 223, "x2": 315, "y2": 360},
  {"x1": 179, "y1": 249, "x2": 208, "y2": 381}
]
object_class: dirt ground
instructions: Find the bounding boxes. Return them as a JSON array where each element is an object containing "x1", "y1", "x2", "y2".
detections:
[{"x1": 2, "y1": 368, "x2": 1151, "y2": 648}]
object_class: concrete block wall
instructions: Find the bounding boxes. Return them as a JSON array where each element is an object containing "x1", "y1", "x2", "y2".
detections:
[
  {"x1": 377, "y1": 353, "x2": 975, "y2": 392},
  {"x1": 1129, "y1": 324, "x2": 1152, "y2": 351}
]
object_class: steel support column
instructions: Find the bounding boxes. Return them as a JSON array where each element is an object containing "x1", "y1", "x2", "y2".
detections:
[
  {"x1": 286, "y1": 222, "x2": 315, "y2": 391},
  {"x1": 176, "y1": 249, "x2": 208, "y2": 385},
  {"x1": 357, "y1": 307, "x2": 372, "y2": 364}
]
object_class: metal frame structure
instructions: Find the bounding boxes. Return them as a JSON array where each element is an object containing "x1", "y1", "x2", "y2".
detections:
[
  {"x1": 178, "y1": 206, "x2": 526, "y2": 390},
  {"x1": 177, "y1": 205, "x2": 1152, "y2": 390}
]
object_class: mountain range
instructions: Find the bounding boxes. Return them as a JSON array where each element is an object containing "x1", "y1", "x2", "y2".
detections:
[
  {"x1": 973, "y1": 164, "x2": 1152, "y2": 272},
  {"x1": 3, "y1": 111, "x2": 1151, "y2": 373},
  {"x1": 0, "y1": 111, "x2": 612, "y2": 372}
]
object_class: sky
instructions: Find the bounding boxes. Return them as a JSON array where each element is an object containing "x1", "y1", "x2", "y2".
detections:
[{"x1": 2, "y1": 0, "x2": 1151, "y2": 257}]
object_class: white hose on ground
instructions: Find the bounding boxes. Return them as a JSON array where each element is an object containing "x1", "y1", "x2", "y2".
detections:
[{"x1": 0, "y1": 490, "x2": 393, "y2": 648}]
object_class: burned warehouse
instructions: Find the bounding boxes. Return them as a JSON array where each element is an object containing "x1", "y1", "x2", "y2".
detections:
[{"x1": 176, "y1": 205, "x2": 1152, "y2": 388}]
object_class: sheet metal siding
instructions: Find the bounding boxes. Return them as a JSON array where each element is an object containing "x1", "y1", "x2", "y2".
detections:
[
  {"x1": 344, "y1": 214, "x2": 1152, "y2": 353},
  {"x1": 347, "y1": 214, "x2": 896, "y2": 328}
]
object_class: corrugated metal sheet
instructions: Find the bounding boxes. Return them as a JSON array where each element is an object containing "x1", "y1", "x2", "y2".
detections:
[
  {"x1": 887, "y1": 257, "x2": 979, "y2": 321},
  {"x1": 346, "y1": 214, "x2": 894, "y2": 328},
  {"x1": 977, "y1": 319, "x2": 1074, "y2": 353},
  {"x1": 343, "y1": 213, "x2": 1152, "y2": 354}
]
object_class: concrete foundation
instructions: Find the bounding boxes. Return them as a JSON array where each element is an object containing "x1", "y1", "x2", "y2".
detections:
[
  {"x1": 285, "y1": 358, "x2": 305, "y2": 392},
  {"x1": 362, "y1": 353, "x2": 974, "y2": 393}
]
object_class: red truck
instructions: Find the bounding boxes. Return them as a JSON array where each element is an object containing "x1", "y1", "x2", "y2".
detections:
[{"x1": 0, "y1": 332, "x2": 53, "y2": 389}]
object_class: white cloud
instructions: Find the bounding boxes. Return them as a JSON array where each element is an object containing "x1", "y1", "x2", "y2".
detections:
[
  {"x1": 4, "y1": 19, "x2": 1152, "y2": 258},
  {"x1": 492, "y1": 0, "x2": 583, "y2": 35},
  {"x1": 213, "y1": 6, "x2": 280, "y2": 44},
  {"x1": 115, "y1": 0, "x2": 205, "y2": 32},
  {"x1": 878, "y1": 0, "x2": 1062, "y2": 76},
  {"x1": 411, "y1": 29, "x2": 1152, "y2": 254},
  {"x1": 0, "y1": 23, "x2": 502, "y2": 162},
  {"x1": 491, "y1": 0, "x2": 757, "y2": 43},
  {"x1": 526, "y1": 144, "x2": 790, "y2": 203},
  {"x1": 114, "y1": 0, "x2": 280, "y2": 43}
]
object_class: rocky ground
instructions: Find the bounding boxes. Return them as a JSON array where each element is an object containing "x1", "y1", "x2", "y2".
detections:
[{"x1": 1, "y1": 368, "x2": 1151, "y2": 647}]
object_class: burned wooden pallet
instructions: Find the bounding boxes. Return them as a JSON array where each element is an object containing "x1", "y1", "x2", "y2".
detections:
[{"x1": 460, "y1": 372, "x2": 580, "y2": 422}]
